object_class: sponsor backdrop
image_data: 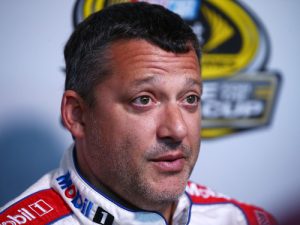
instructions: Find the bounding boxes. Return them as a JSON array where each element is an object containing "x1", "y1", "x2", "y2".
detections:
[{"x1": 0, "y1": 0, "x2": 299, "y2": 223}]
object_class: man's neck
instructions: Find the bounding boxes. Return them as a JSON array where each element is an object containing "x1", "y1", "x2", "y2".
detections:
[{"x1": 83, "y1": 169, "x2": 177, "y2": 222}]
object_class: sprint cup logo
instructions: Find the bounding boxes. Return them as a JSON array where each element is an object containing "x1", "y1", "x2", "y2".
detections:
[{"x1": 73, "y1": 0, "x2": 281, "y2": 138}]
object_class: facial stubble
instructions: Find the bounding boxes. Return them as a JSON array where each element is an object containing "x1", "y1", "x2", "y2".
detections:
[{"x1": 87, "y1": 115, "x2": 198, "y2": 211}]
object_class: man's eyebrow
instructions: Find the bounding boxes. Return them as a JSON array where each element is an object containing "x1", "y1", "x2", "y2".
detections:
[
  {"x1": 131, "y1": 76, "x2": 202, "y2": 93},
  {"x1": 185, "y1": 77, "x2": 203, "y2": 90}
]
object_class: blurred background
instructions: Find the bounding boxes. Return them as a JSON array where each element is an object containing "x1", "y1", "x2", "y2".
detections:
[{"x1": 0, "y1": 1, "x2": 299, "y2": 224}]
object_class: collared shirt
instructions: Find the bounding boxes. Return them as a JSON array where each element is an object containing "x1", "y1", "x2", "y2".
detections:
[{"x1": 0, "y1": 146, "x2": 277, "y2": 225}]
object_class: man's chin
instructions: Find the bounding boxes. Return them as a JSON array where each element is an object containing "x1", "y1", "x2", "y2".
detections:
[{"x1": 147, "y1": 174, "x2": 189, "y2": 202}]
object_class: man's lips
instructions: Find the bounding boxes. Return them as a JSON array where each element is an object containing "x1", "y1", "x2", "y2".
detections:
[{"x1": 149, "y1": 153, "x2": 186, "y2": 173}]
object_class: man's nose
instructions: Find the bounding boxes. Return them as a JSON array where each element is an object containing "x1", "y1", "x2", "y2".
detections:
[{"x1": 157, "y1": 103, "x2": 188, "y2": 142}]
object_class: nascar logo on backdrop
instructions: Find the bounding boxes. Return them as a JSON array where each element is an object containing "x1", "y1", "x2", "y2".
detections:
[{"x1": 73, "y1": 0, "x2": 281, "y2": 139}]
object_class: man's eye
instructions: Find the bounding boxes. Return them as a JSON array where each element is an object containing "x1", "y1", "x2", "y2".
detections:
[
  {"x1": 185, "y1": 95, "x2": 200, "y2": 104},
  {"x1": 132, "y1": 96, "x2": 151, "y2": 105}
]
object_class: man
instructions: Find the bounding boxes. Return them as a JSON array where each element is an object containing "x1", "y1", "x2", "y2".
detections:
[{"x1": 0, "y1": 2, "x2": 276, "y2": 225}]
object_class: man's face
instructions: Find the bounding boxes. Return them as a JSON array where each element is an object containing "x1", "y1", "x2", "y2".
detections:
[{"x1": 83, "y1": 40, "x2": 201, "y2": 210}]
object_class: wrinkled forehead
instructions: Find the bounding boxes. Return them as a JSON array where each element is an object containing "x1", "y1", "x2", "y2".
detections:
[
  {"x1": 93, "y1": 39, "x2": 202, "y2": 93},
  {"x1": 107, "y1": 39, "x2": 201, "y2": 76}
]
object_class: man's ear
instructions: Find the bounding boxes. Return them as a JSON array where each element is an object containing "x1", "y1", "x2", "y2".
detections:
[{"x1": 61, "y1": 90, "x2": 87, "y2": 139}]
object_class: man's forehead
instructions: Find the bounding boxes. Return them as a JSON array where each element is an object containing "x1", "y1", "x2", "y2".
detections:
[
  {"x1": 109, "y1": 39, "x2": 199, "y2": 62},
  {"x1": 107, "y1": 39, "x2": 200, "y2": 73}
]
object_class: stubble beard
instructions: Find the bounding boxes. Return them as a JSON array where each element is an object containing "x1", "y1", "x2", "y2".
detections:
[
  {"x1": 87, "y1": 117, "x2": 197, "y2": 211},
  {"x1": 111, "y1": 140, "x2": 195, "y2": 211}
]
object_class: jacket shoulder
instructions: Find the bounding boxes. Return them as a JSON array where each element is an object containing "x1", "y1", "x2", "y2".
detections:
[
  {"x1": 186, "y1": 181, "x2": 277, "y2": 225},
  {"x1": 1, "y1": 187, "x2": 72, "y2": 224}
]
